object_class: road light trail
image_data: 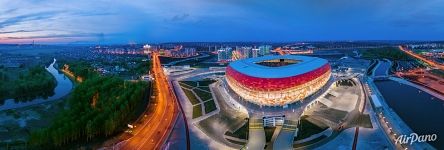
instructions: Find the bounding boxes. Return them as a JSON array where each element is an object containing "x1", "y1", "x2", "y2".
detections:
[
  {"x1": 399, "y1": 45, "x2": 444, "y2": 70},
  {"x1": 121, "y1": 52, "x2": 178, "y2": 150}
]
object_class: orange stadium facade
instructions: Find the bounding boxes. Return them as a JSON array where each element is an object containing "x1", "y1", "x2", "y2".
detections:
[{"x1": 226, "y1": 55, "x2": 331, "y2": 106}]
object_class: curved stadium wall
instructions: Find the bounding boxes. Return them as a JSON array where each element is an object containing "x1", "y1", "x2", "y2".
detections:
[{"x1": 225, "y1": 55, "x2": 331, "y2": 106}]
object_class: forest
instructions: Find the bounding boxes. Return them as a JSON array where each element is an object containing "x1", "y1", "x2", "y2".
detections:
[
  {"x1": 28, "y1": 76, "x2": 149, "y2": 148},
  {"x1": 63, "y1": 61, "x2": 98, "y2": 80},
  {"x1": 362, "y1": 47, "x2": 412, "y2": 61},
  {"x1": 0, "y1": 66, "x2": 56, "y2": 102},
  {"x1": 27, "y1": 59, "x2": 152, "y2": 148}
]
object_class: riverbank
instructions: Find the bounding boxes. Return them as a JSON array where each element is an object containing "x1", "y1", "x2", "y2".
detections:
[
  {"x1": 0, "y1": 59, "x2": 74, "y2": 111},
  {"x1": 0, "y1": 66, "x2": 56, "y2": 103},
  {"x1": 369, "y1": 78, "x2": 441, "y2": 149},
  {"x1": 394, "y1": 70, "x2": 444, "y2": 99}
]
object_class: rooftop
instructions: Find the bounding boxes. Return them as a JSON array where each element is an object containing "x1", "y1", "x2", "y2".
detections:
[{"x1": 228, "y1": 55, "x2": 329, "y2": 78}]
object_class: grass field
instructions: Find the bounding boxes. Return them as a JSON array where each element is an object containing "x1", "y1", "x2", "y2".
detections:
[
  {"x1": 179, "y1": 80, "x2": 216, "y2": 87},
  {"x1": 178, "y1": 82, "x2": 193, "y2": 89},
  {"x1": 196, "y1": 86, "x2": 211, "y2": 92},
  {"x1": 180, "y1": 81, "x2": 198, "y2": 87},
  {"x1": 197, "y1": 80, "x2": 215, "y2": 86},
  {"x1": 179, "y1": 80, "x2": 216, "y2": 103},
  {"x1": 264, "y1": 127, "x2": 276, "y2": 142},
  {"x1": 180, "y1": 80, "x2": 219, "y2": 118},
  {"x1": 192, "y1": 104, "x2": 203, "y2": 119},
  {"x1": 181, "y1": 88, "x2": 200, "y2": 105},
  {"x1": 295, "y1": 116, "x2": 328, "y2": 141},
  {"x1": 204, "y1": 100, "x2": 217, "y2": 113},
  {"x1": 194, "y1": 88, "x2": 213, "y2": 101},
  {"x1": 225, "y1": 122, "x2": 248, "y2": 139}
]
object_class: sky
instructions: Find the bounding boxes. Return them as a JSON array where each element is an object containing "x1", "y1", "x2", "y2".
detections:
[{"x1": 0, "y1": 0, "x2": 444, "y2": 44}]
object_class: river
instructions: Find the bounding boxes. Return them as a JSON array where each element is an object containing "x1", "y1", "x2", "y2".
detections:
[
  {"x1": 0, "y1": 58, "x2": 73, "y2": 111},
  {"x1": 374, "y1": 60, "x2": 391, "y2": 76},
  {"x1": 374, "y1": 80, "x2": 444, "y2": 149}
]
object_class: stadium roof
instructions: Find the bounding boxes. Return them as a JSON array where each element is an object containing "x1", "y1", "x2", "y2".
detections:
[{"x1": 228, "y1": 55, "x2": 328, "y2": 78}]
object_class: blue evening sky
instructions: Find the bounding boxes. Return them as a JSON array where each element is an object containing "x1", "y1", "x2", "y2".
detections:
[{"x1": 0, "y1": 0, "x2": 443, "y2": 44}]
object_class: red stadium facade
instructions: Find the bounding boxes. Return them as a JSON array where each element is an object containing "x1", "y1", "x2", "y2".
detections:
[{"x1": 225, "y1": 55, "x2": 331, "y2": 106}]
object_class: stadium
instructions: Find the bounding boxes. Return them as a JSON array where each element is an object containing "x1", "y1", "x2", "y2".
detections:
[{"x1": 225, "y1": 55, "x2": 331, "y2": 106}]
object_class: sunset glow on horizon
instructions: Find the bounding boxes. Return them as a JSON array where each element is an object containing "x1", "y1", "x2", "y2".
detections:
[{"x1": 1, "y1": 0, "x2": 444, "y2": 44}]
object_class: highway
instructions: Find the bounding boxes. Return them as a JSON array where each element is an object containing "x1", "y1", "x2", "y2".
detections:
[
  {"x1": 399, "y1": 45, "x2": 444, "y2": 70},
  {"x1": 273, "y1": 47, "x2": 286, "y2": 55},
  {"x1": 121, "y1": 52, "x2": 178, "y2": 150}
]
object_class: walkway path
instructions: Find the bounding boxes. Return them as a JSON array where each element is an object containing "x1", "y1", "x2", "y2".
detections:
[
  {"x1": 169, "y1": 72, "x2": 242, "y2": 150},
  {"x1": 273, "y1": 120, "x2": 298, "y2": 150},
  {"x1": 366, "y1": 77, "x2": 434, "y2": 149},
  {"x1": 296, "y1": 78, "x2": 365, "y2": 149},
  {"x1": 245, "y1": 116, "x2": 266, "y2": 150}
]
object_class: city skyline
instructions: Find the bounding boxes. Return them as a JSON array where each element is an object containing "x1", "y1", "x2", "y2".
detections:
[
  {"x1": 1, "y1": 1, "x2": 444, "y2": 149},
  {"x1": 1, "y1": 0, "x2": 444, "y2": 44}
]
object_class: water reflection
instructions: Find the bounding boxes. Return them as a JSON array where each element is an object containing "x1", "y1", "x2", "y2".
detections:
[
  {"x1": 375, "y1": 80, "x2": 444, "y2": 149},
  {"x1": 0, "y1": 58, "x2": 73, "y2": 111}
]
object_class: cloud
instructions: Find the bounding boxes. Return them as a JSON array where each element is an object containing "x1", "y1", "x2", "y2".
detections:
[
  {"x1": 0, "y1": 11, "x2": 60, "y2": 29},
  {"x1": 1, "y1": 0, "x2": 444, "y2": 43},
  {"x1": 2, "y1": 32, "x2": 110, "y2": 40},
  {"x1": 0, "y1": 30, "x2": 41, "y2": 34},
  {"x1": 170, "y1": 13, "x2": 190, "y2": 22},
  {"x1": 0, "y1": 8, "x2": 18, "y2": 14},
  {"x1": 69, "y1": 11, "x2": 115, "y2": 17}
]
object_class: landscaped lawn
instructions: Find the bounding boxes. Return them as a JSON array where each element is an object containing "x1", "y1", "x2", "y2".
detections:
[
  {"x1": 180, "y1": 81, "x2": 198, "y2": 87},
  {"x1": 179, "y1": 82, "x2": 194, "y2": 89},
  {"x1": 196, "y1": 86, "x2": 211, "y2": 92},
  {"x1": 179, "y1": 80, "x2": 216, "y2": 103},
  {"x1": 204, "y1": 99, "x2": 217, "y2": 113},
  {"x1": 225, "y1": 122, "x2": 248, "y2": 139},
  {"x1": 194, "y1": 88, "x2": 213, "y2": 101},
  {"x1": 295, "y1": 116, "x2": 328, "y2": 141},
  {"x1": 192, "y1": 104, "x2": 203, "y2": 119},
  {"x1": 181, "y1": 87, "x2": 200, "y2": 105},
  {"x1": 264, "y1": 127, "x2": 276, "y2": 142},
  {"x1": 197, "y1": 80, "x2": 215, "y2": 86}
]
